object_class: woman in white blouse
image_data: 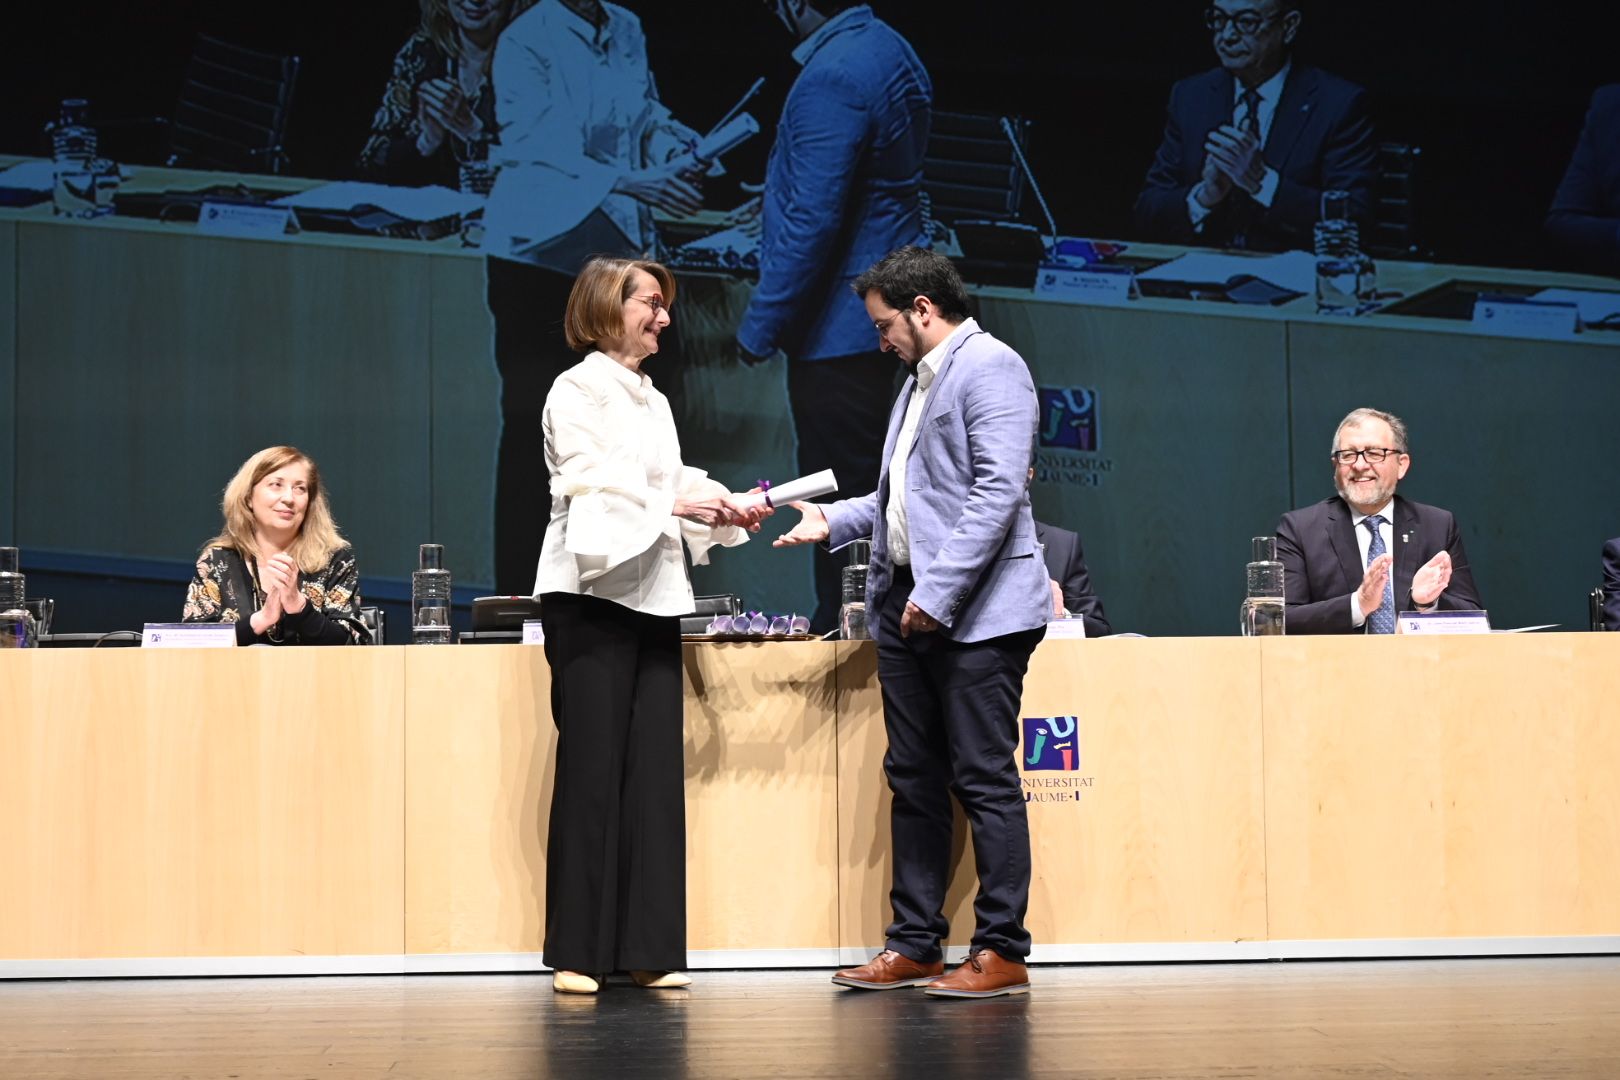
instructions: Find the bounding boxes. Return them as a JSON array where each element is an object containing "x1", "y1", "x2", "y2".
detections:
[
  {"x1": 537, "y1": 255, "x2": 765, "y2": 995},
  {"x1": 481, "y1": 0, "x2": 707, "y2": 597}
]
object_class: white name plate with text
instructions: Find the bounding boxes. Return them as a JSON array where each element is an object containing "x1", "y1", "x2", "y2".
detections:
[
  {"x1": 1044, "y1": 617, "x2": 1088, "y2": 640},
  {"x1": 1035, "y1": 263, "x2": 1136, "y2": 306},
  {"x1": 197, "y1": 201, "x2": 298, "y2": 239},
  {"x1": 1395, "y1": 610, "x2": 1492, "y2": 635},
  {"x1": 141, "y1": 622, "x2": 237, "y2": 648},
  {"x1": 522, "y1": 619, "x2": 545, "y2": 645},
  {"x1": 1471, "y1": 296, "x2": 1579, "y2": 340}
]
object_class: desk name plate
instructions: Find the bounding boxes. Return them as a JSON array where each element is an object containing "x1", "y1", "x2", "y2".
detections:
[
  {"x1": 196, "y1": 201, "x2": 298, "y2": 240},
  {"x1": 522, "y1": 619, "x2": 545, "y2": 646},
  {"x1": 1035, "y1": 262, "x2": 1137, "y2": 306},
  {"x1": 1470, "y1": 295, "x2": 1579, "y2": 340},
  {"x1": 141, "y1": 622, "x2": 238, "y2": 648},
  {"x1": 1044, "y1": 617, "x2": 1088, "y2": 640},
  {"x1": 1395, "y1": 609, "x2": 1492, "y2": 635}
]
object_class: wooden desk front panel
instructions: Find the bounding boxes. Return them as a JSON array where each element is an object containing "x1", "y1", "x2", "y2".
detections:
[
  {"x1": 1261, "y1": 634, "x2": 1620, "y2": 940},
  {"x1": 0, "y1": 648, "x2": 405, "y2": 959},
  {"x1": 403, "y1": 642, "x2": 841, "y2": 955},
  {"x1": 838, "y1": 638, "x2": 1269, "y2": 949}
]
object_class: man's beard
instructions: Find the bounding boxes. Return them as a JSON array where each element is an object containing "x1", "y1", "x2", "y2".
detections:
[{"x1": 1337, "y1": 475, "x2": 1395, "y2": 512}]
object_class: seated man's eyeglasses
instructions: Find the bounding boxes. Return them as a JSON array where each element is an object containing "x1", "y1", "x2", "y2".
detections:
[
  {"x1": 1330, "y1": 447, "x2": 1401, "y2": 465},
  {"x1": 1205, "y1": 7, "x2": 1278, "y2": 35}
]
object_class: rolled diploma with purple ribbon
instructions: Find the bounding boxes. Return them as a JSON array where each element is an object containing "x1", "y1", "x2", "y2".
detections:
[{"x1": 734, "y1": 469, "x2": 837, "y2": 511}]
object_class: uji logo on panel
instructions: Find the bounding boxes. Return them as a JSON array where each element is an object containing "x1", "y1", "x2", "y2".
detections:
[
  {"x1": 1034, "y1": 387, "x2": 1115, "y2": 490},
  {"x1": 1021, "y1": 715, "x2": 1096, "y2": 804},
  {"x1": 1023, "y1": 715, "x2": 1079, "y2": 771},
  {"x1": 1037, "y1": 388, "x2": 1098, "y2": 452}
]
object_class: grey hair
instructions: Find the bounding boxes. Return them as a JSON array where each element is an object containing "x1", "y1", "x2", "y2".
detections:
[{"x1": 1333, "y1": 408, "x2": 1409, "y2": 453}]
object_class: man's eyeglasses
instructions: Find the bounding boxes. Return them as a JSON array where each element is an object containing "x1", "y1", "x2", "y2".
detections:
[
  {"x1": 873, "y1": 310, "x2": 907, "y2": 335},
  {"x1": 627, "y1": 294, "x2": 667, "y2": 315},
  {"x1": 1330, "y1": 447, "x2": 1403, "y2": 465},
  {"x1": 1205, "y1": 8, "x2": 1279, "y2": 35}
]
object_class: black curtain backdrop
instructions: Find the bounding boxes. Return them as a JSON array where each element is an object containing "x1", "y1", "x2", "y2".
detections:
[{"x1": 3, "y1": 1, "x2": 1617, "y2": 271}]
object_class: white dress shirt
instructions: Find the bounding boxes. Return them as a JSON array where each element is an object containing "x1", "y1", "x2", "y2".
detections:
[
  {"x1": 483, "y1": 0, "x2": 690, "y2": 270},
  {"x1": 534, "y1": 352, "x2": 745, "y2": 614},
  {"x1": 886, "y1": 320, "x2": 971, "y2": 566},
  {"x1": 1347, "y1": 499, "x2": 1394, "y2": 628},
  {"x1": 1187, "y1": 61, "x2": 1291, "y2": 229}
]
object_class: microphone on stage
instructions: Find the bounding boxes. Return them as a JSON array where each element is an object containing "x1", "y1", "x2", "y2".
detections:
[{"x1": 999, "y1": 116, "x2": 1061, "y2": 257}]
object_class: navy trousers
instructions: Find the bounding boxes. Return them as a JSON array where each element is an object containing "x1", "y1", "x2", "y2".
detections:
[{"x1": 875, "y1": 564, "x2": 1044, "y2": 962}]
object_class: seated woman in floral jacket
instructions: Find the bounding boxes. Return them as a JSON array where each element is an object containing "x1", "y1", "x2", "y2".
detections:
[{"x1": 183, "y1": 445, "x2": 369, "y2": 645}]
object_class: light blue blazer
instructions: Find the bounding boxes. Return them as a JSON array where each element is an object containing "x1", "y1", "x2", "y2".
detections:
[{"x1": 825, "y1": 320, "x2": 1051, "y2": 644}]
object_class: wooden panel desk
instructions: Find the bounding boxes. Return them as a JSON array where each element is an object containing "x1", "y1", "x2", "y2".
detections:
[
  {"x1": 1262, "y1": 633, "x2": 1620, "y2": 946},
  {"x1": 403, "y1": 642, "x2": 841, "y2": 961},
  {"x1": 0, "y1": 647, "x2": 405, "y2": 967},
  {"x1": 3, "y1": 635, "x2": 1615, "y2": 978}
]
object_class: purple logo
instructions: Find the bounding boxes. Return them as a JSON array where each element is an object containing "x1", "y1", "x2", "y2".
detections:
[
  {"x1": 1022, "y1": 715, "x2": 1079, "y2": 771},
  {"x1": 1038, "y1": 388, "x2": 1098, "y2": 452}
]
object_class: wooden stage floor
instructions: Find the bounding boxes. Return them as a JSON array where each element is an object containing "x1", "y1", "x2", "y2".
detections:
[{"x1": 2, "y1": 959, "x2": 1617, "y2": 1078}]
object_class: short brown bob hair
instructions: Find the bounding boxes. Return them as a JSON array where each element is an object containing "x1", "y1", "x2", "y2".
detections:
[{"x1": 563, "y1": 256, "x2": 677, "y2": 353}]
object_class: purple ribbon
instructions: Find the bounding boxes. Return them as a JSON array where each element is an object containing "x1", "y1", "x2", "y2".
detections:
[{"x1": 756, "y1": 479, "x2": 772, "y2": 509}]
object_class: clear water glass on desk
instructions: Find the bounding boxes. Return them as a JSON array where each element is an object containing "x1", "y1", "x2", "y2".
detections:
[
  {"x1": 1314, "y1": 189, "x2": 1376, "y2": 315},
  {"x1": 840, "y1": 540, "x2": 871, "y2": 641},
  {"x1": 49, "y1": 98, "x2": 99, "y2": 219},
  {"x1": 1239, "y1": 535, "x2": 1286, "y2": 637},
  {"x1": 0, "y1": 547, "x2": 34, "y2": 648},
  {"x1": 411, "y1": 543, "x2": 453, "y2": 645}
]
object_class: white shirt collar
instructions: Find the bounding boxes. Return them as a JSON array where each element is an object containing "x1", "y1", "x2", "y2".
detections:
[
  {"x1": 791, "y1": 5, "x2": 868, "y2": 66},
  {"x1": 912, "y1": 318, "x2": 975, "y2": 391},
  {"x1": 548, "y1": 0, "x2": 617, "y2": 50},
  {"x1": 585, "y1": 349, "x2": 652, "y2": 402},
  {"x1": 1349, "y1": 496, "x2": 1395, "y2": 529},
  {"x1": 1235, "y1": 60, "x2": 1291, "y2": 109}
]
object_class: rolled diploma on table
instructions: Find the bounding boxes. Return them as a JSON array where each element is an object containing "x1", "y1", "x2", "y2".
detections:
[{"x1": 733, "y1": 469, "x2": 837, "y2": 510}]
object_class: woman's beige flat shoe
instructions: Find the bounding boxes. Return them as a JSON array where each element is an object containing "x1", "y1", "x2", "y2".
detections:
[
  {"x1": 630, "y1": 970, "x2": 692, "y2": 989},
  {"x1": 552, "y1": 970, "x2": 602, "y2": 994}
]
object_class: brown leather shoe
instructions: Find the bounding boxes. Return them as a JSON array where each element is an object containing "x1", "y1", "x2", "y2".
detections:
[
  {"x1": 923, "y1": 949, "x2": 1030, "y2": 998},
  {"x1": 831, "y1": 949, "x2": 944, "y2": 990}
]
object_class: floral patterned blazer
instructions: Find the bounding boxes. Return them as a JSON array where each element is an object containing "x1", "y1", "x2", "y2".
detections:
[
  {"x1": 183, "y1": 545, "x2": 370, "y2": 645},
  {"x1": 357, "y1": 32, "x2": 497, "y2": 188}
]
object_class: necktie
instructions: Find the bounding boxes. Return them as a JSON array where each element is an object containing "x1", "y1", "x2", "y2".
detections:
[
  {"x1": 1239, "y1": 87, "x2": 1262, "y2": 137},
  {"x1": 1227, "y1": 87, "x2": 1264, "y2": 248},
  {"x1": 1364, "y1": 515, "x2": 1396, "y2": 635}
]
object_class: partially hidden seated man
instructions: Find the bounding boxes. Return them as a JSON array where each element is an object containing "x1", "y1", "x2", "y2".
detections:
[
  {"x1": 1132, "y1": 0, "x2": 1377, "y2": 253},
  {"x1": 1601, "y1": 538, "x2": 1620, "y2": 632},
  {"x1": 1274, "y1": 408, "x2": 1482, "y2": 634},
  {"x1": 1035, "y1": 520, "x2": 1112, "y2": 637}
]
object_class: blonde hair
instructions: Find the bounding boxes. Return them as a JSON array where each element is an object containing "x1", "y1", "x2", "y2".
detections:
[
  {"x1": 419, "y1": 0, "x2": 536, "y2": 60},
  {"x1": 563, "y1": 256, "x2": 677, "y2": 353},
  {"x1": 205, "y1": 446, "x2": 346, "y2": 574}
]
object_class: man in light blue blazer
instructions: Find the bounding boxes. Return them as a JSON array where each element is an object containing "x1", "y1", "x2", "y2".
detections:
[
  {"x1": 775, "y1": 247, "x2": 1050, "y2": 999},
  {"x1": 739, "y1": 0, "x2": 932, "y2": 631}
]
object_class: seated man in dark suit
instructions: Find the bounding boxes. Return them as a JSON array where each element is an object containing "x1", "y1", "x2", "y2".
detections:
[
  {"x1": 1035, "y1": 520, "x2": 1112, "y2": 637},
  {"x1": 1275, "y1": 408, "x2": 1482, "y2": 634},
  {"x1": 1546, "y1": 85, "x2": 1620, "y2": 277},
  {"x1": 1133, "y1": 0, "x2": 1377, "y2": 252},
  {"x1": 1602, "y1": 538, "x2": 1620, "y2": 632}
]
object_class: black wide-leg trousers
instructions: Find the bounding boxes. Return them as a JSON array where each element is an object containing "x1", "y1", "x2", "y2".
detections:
[{"x1": 540, "y1": 591, "x2": 686, "y2": 974}]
